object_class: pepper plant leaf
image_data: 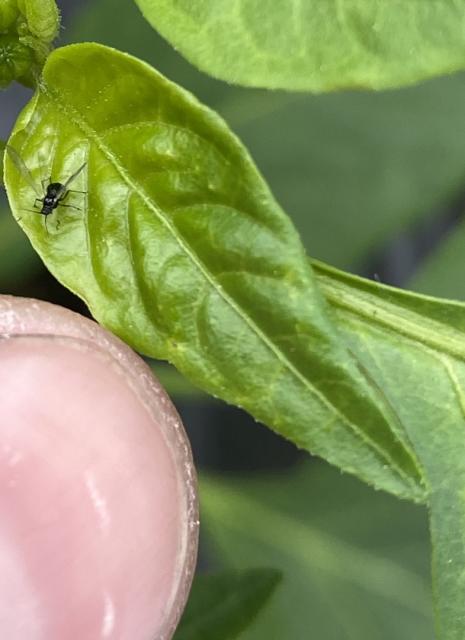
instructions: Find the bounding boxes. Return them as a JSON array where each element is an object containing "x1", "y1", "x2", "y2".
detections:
[
  {"x1": 3, "y1": 42, "x2": 423, "y2": 502},
  {"x1": 133, "y1": 0, "x2": 465, "y2": 91},
  {"x1": 313, "y1": 260, "x2": 465, "y2": 639}
]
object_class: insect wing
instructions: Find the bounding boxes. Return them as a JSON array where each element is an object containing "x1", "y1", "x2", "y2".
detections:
[
  {"x1": 63, "y1": 161, "x2": 87, "y2": 190},
  {"x1": 5, "y1": 145, "x2": 41, "y2": 197}
]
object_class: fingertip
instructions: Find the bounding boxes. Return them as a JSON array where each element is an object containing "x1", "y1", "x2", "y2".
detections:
[{"x1": 0, "y1": 296, "x2": 198, "y2": 640}]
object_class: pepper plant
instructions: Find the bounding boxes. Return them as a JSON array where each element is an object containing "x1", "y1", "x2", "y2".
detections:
[{"x1": 2, "y1": 2, "x2": 465, "y2": 638}]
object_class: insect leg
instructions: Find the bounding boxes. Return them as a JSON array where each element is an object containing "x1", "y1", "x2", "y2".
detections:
[
  {"x1": 60, "y1": 189, "x2": 86, "y2": 205},
  {"x1": 58, "y1": 203, "x2": 81, "y2": 211}
]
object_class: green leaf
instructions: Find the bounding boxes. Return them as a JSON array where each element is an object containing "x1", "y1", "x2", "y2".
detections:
[
  {"x1": 132, "y1": 0, "x2": 465, "y2": 91},
  {"x1": 174, "y1": 569, "x2": 282, "y2": 640},
  {"x1": 0, "y1": 0, "x2": 19, "y2": 32},
  {"x1": 4, "y1": 42, "x2": 424, "y2": 502},
  {"x1": 312, "y1": 260, "x2": 465, "y2": 639},
  {"x1": 201, "y1": 463, "x2": 433, "y2": 640}
]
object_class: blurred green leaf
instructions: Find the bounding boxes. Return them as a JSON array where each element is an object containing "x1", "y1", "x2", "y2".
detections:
[
  {"x1": 5, "y1": 43, "x2": 424, "y2": 501},
  {"x1": 132, "y1": 0, "x2": 465, "y2": 92},
  {"x1": 0, "y1": 210, "x2": 41, "y2": 290},
  {"x1": 408, "y1": 221, "x2": 465, "y2": 301},
  {"x1": 174, "y1": 569, "x2": 282, "y2": 640},
  {"x1": 201, "y1": 463, "x2": 433, "y2": 640},
  {"x1": 0, "y1": 0, "x2": 19, "y2": 31},
  {"x1": 0, "y1": 138, "x2": 40, "y2": 293},
  {"x1": 313, "y1": 260, "x2": 465, "y2": 639}
]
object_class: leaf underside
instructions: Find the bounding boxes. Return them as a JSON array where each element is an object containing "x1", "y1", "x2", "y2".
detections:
[
  {"x1": 134, "y1": 0, "x2": 465, "y2": 91},
  {"x1": 200, "y1": 464, "x2": 433, "y2": 640},
  {"x1": 313, "y1": 261, "x2": 465, "y2": 640},
  {"x1": 174, "y1": 568, "x2": 282, "y2": 640}
]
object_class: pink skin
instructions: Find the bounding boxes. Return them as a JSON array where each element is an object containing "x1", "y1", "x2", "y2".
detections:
[{"x1": 0, "y1": 297, "x2": 198, "y2": 640}]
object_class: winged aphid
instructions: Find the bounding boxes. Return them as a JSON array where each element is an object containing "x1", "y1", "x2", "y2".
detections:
[{"x1": 6, "y1": 145, "x2": 87, "y2": 232}]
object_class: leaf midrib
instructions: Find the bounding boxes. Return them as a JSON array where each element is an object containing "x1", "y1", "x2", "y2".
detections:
[{"x1": 317, "y1": 273, "x2": 465, "y2": 362}]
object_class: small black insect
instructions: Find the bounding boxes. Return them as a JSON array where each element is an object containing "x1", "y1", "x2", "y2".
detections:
[
  {"x1": 38, "y1": 168, "x2": 87, "y2": 216},
  {"x1": 6, "y1": 145, "x2": 87, "y2": 232}
]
